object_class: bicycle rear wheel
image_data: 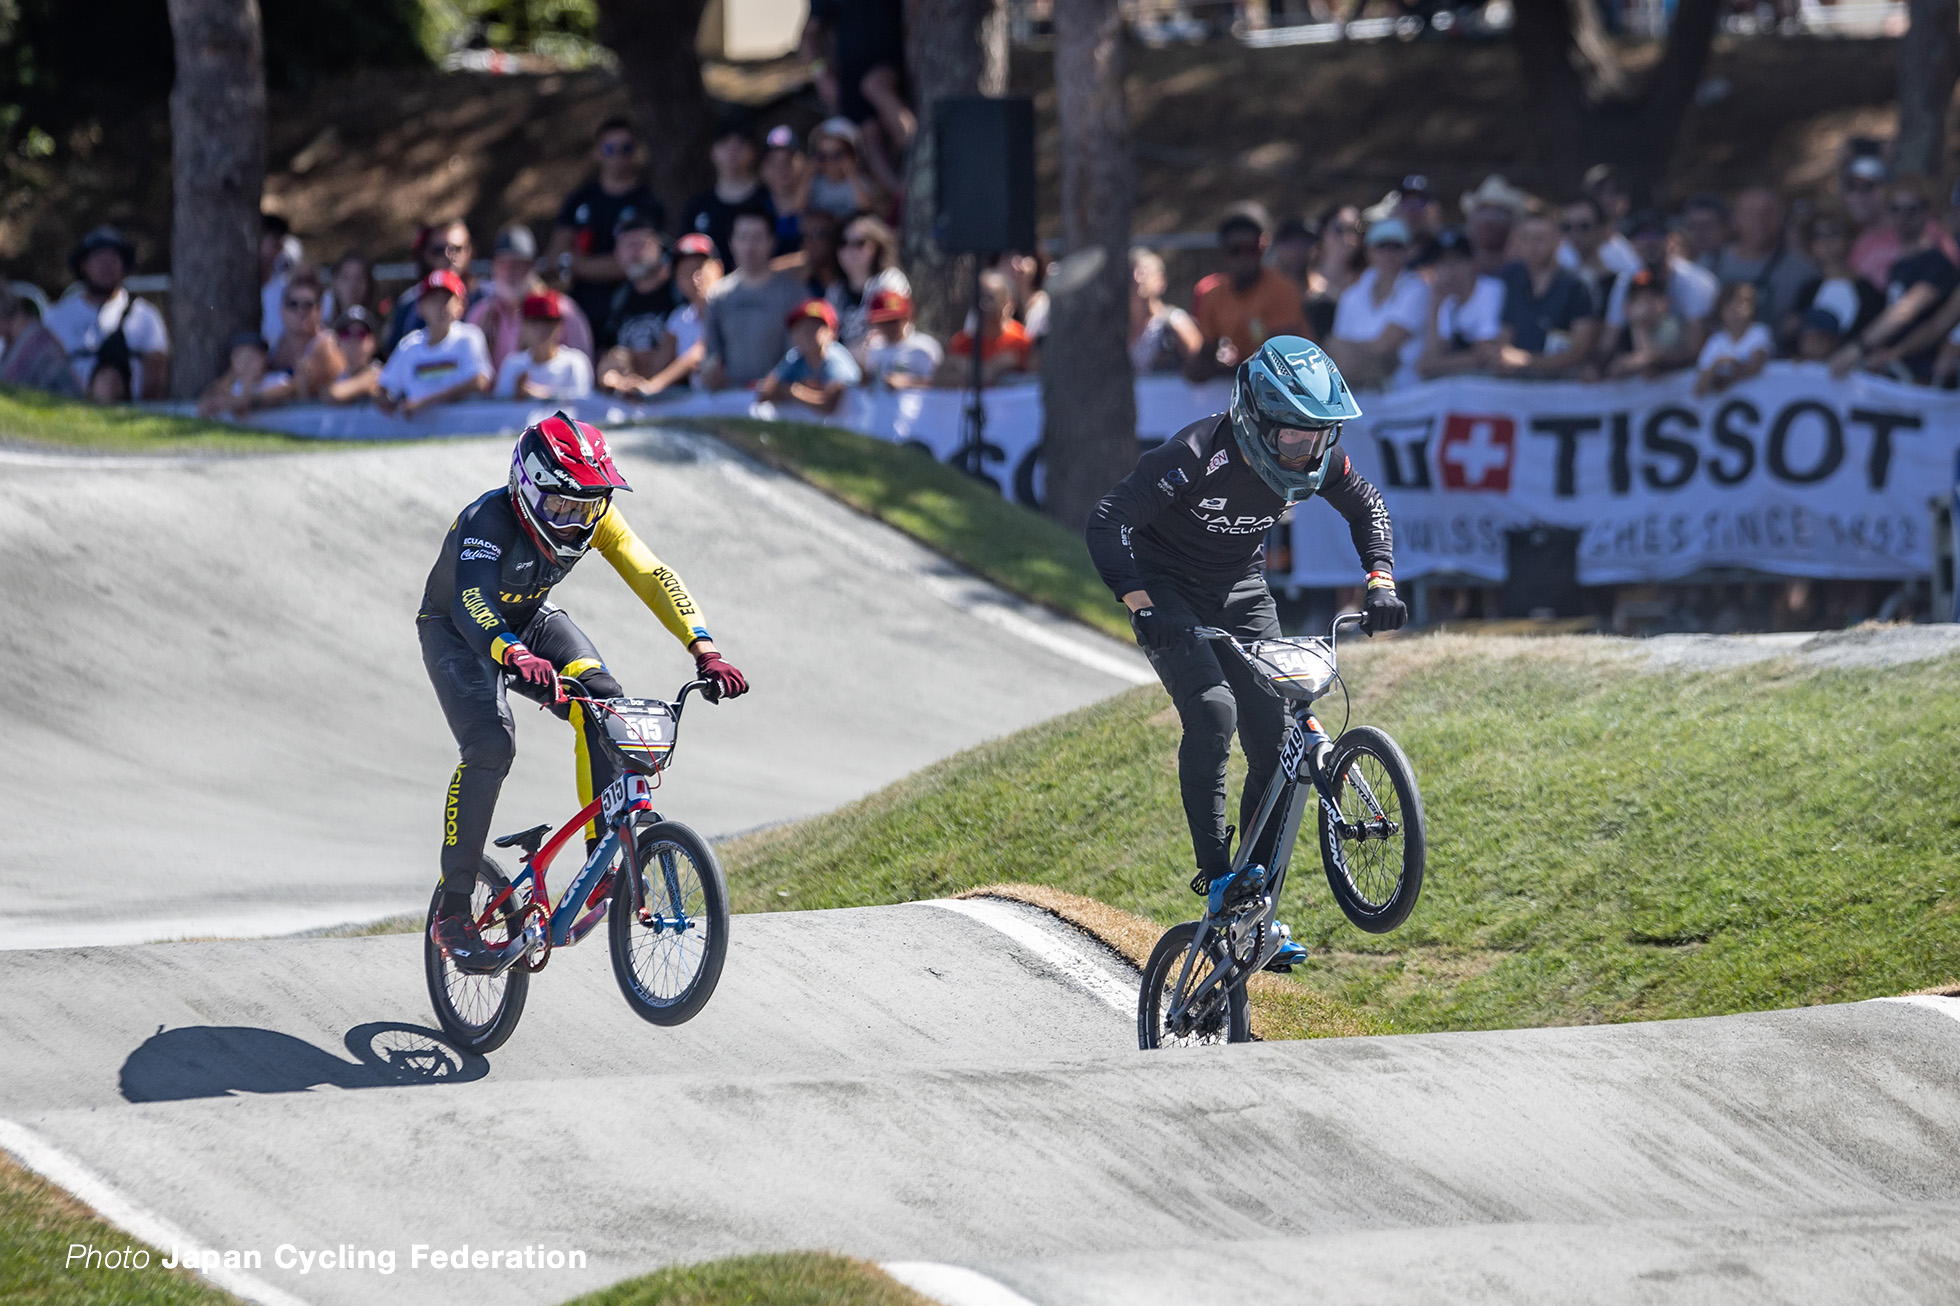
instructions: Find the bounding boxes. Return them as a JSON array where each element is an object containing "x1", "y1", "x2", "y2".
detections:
[
  {"x1": 424, "y1": 857, "x2": 530, "y2": 1054},
  {"x1": 1318, "y1": 725, "x2": 1426, "y2": 934},
  {"x1": 609, "y1": 820, "x2": 729, "y2": 1026},
  {"x1": 1138, "y1": 920, "x2": 1251, "y2": 1049}
]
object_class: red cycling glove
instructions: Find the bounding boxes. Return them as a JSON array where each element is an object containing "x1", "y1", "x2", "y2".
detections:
[
  {"x1": 694, "y1": 649, "x2": 749, "y2": 703},
  {"x1": 504, "y1": 644, "x2": 566, "y2": 703}
]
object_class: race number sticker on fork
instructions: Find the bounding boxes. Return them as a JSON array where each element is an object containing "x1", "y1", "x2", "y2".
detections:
[
  {"x1": 600, "y1": 775, "x2": 653, "y2": 826},
  {"x1": 1279, "y1": 720, "x2": 1307, "y2": 780}
]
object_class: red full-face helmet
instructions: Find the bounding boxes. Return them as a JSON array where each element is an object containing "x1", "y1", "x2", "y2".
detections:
[{"x1": 508, "y1": 412, "x2": 631, "y2": 563}]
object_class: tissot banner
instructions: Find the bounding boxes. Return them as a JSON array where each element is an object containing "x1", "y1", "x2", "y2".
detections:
[{"x1": 1277, "y1": 364, "x2": 1960, "y2": 587}]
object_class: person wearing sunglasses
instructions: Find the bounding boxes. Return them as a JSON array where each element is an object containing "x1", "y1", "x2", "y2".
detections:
[
  {"x1": 805, "y1": 118, "x2": 886, "y2": 220},
  {"x1": 1087, "y1": 337, "x2": 1401, "y2": 964},
  {"x1": 384, "y1": 221, "x2": 483, "y2": 356},
  {"x1": 1326, "y1": 217, "x2": 1428, "y2": 389},
  {"x1": 1832, "y1": 178, "x2": 1960, "y2": 382},
  {"x1": 326, "y1": 306, "x2": 384, "y2": 404},
  {"x1": 420, "y1": 414, "x2": 748, "y2": 971},
  {"x1": 545, "y1": 116, "x2": 666, "y2": 335},
  {"x1": 1185, "y1": 205, "x2": 1309, "y2": 383},
  {"x1": 257, "y1": 266, "x2": 345, "y2": 405}
]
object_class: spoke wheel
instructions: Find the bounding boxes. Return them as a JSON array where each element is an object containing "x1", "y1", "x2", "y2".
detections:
[
  {"x1": 609, "y1": 819, "x2": 729, "y2": 1025},
  {"x1": 1318, "y1": 725, "x2": 1426, "y2": 934},
  {"x1": 424, "y1": 857, "x2": 530, "y2": 1054},
  {"x1": 1138, "y1": 920, "x2": 1251, "y2": 1050}
]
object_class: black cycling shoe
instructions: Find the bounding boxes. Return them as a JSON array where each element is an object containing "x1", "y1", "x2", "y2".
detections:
[{"x1": 431, "y1": 910, "x2": 499, "y2": 974}]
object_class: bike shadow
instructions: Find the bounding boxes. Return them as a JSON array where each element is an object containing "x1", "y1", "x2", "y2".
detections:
[{"x1": 118, "y1": 1021, "x2": 489, "y2": 1102}]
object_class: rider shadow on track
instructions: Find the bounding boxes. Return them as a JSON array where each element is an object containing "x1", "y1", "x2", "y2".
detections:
[{"x1": 119, "y1": 1022, "x2": 489, "y2": 1103}]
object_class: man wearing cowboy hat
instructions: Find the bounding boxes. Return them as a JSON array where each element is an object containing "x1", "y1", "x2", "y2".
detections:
[
  {"x1": 45, "y1": 225, "x2": 171, "y2": 399},
  {"x1": 1459, "y1": 175, "x2": 1536, "y2": 279}
]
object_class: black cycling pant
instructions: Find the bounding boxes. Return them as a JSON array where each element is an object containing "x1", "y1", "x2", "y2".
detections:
[
  {"x1": 1139, "y1": 568, "x2": 1284, "y2": 882},
  {"x1": 420, "y1": 604, "x2": 623, "y2": 898}
]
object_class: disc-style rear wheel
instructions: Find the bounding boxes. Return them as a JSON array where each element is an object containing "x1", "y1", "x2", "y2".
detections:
[
  {"x1": 1318, "y1": 725, "x2": 1426, "y2": 934},
  {"x1": 424, "y1": 857, "x2": 529, "y2": 1054},
  {"x1": 1138, "y1": 920, "x2": 1251, "y2": 1049},
  {"x1": 609, "y1": 820, "x2": 729, "y2": 1025}
]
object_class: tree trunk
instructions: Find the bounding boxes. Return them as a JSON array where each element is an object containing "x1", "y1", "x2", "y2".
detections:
[
  {"x1": 1509, "y1": 0, "x2": 1722, "y2": 202},
  {"x1": 1040, "y1": 0, "x2": 1135, "y2": 531},
  {"x1": 1898, "y1": 0, "x2": 1960, "y2": 179},
  {"x1": 166, "y1": 0, "x2": 267, "y2": 400},
  {"x1": 595, "y1": 0, "x2": 715, "y2": 228},
  {"x1": 902, "y1": 0, "x2": 1007, "y2": 341}
]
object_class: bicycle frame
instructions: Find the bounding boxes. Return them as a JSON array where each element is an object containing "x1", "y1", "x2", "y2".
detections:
[
  {"x1": 472, "y1": 680, "x2": 709, "y2": 976},
  {"x1": 1164, "y1": 613, "x2": 1391, "y2": 1027}
]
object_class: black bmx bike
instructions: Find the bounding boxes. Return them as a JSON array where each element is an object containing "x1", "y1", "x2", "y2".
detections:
[{"x1": 1138, "y1": 614, "x2": 1426, "y2": 1049}]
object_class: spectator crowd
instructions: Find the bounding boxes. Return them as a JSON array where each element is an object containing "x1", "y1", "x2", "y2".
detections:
[
  {"x1": 1157, "y1": 146, "x2": 1960, "y2": 398},
  {"x1": 8, "y1": 91, "x2": 1960, "y2": 418}
]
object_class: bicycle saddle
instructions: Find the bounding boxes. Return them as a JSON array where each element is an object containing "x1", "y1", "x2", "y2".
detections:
[{"x1": 492, "y1": 823, "x2": 553, "y2": 854}]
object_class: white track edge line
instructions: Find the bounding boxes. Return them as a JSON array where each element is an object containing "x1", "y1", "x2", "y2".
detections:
[
  {"x1": 1875, "y1": 995, "x2": 1960, "y2": 1025},
  {"x1": 882, "y1": 1260, "x2": 1045, "y2": 1306},
  {"x1": 0, "y1": 1117, "x2": 312, "y2": 1306},
  {"x1": 925, "y1": 898, "x2": 1135, "y2": 1015}
]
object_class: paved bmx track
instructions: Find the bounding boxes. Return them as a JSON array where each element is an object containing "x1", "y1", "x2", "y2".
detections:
[
  {"x1": 5, "y1": 431, "x2": 1959, "y2": 1304},
  {"x1": 0, "y1": 427, "x2": 1145, "y2": 945},
  {"x1": 0, "y1": 911, "x2": 1955, "y2": 1305}
]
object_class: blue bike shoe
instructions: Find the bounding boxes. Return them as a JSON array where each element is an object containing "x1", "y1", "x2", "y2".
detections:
[
  {"x1": 1205, "y1": 863, "x2": 1268, "y2": 916},
  {"x1": 1264, "y1": 934, "x2": 1310, "y2": 972}
]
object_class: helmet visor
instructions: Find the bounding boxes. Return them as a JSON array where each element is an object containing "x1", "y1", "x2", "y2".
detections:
[
  {"x1": 534, "y1": 489, "x2": 608, "y2": 533},
  {"x1": 1268, "y1": 424, "x2": 1338, "y2": 467}
]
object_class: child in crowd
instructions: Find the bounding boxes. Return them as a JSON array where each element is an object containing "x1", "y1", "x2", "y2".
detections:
[
  {"x1": 327, "y1": 307, "x2": 383, "y2": 403},
  {"x1": 860, "y1": 289, "x2": 940, "y2": 388},
  {"x1": 1695, "y1": 282, "x2": 1771, "y2": 396},
  {"x1": 937, "y1": 269, "x2": 1037, "y2": 387},
  {"x1": 375, "y1": 271, "x2": 492, "y2": 417},
  {"x1": 602, "y1": 234, "x2": 722, "y2": 397},
  {"x1": 1795, "y1": 307, "x2": 1847, "y2": 364},
  {"x1": 495, "y1": 293, "x2": 594, "y2": 400},
  {"x1": 757, "y1": 299, "x2": 861, "y2": 414},
  {"x1": 197, "y1": 332, "x2": 283, "y2": 419},
  {"x1": 1604, "y1": 269, "x2": 1689, "y2": 380}
]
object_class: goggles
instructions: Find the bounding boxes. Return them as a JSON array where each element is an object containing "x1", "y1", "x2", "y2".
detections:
[
  {"x1": 531, "y1": 488, "x2": 609, "y2": 533},
  {"x1": 1268, "y1": 424, "x2": 1338, "y2": 465}
]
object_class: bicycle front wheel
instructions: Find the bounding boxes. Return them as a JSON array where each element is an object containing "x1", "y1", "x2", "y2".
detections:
[
  {"x1": 424, "y1": 857, "x2": 529, "y2": 1054},
  {"x1": 1318, "y1": 724, "x2": 1426, "y2": 934},
  {"x1": 609, "y1": 820, "x2": 729, "y2": 1025},
  {"x1": 1138, "y1": 921, "x2": 1250, "y2": 1049}
]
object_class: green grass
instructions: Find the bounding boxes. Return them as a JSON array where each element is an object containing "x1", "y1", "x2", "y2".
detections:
[
  {"x1": 0, "y1": 386, "x2": 312, "y2": 454},
  {"x1": 679, "y1": 417, "x2": 1130, "y2": 641},
  {"x1": 0, "y1": 1154, "x2": 237, "y2": 1305},
  {"x1": 562, "y1": 1252, "x2": 930, "y2": 1306},
  {"x1": 725, "y1": 636, "x2": 1960, "y2": 1033}
]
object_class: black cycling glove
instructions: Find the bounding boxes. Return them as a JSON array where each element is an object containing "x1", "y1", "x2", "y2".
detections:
[
  {"x1": 1361, "y1": 583, "x2": 1407, "y2": 635},
  {"x1": 1130, "y1": 606, "x2": 1187, "y2": 651}
]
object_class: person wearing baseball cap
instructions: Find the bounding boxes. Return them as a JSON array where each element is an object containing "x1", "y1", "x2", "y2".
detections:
[
  {"x1": 471, "y1": 222, "x2": 596, "y2": 371},
  {"x1": 756, "y1": 298, "x2": 861, "y2": 414},
  {"x1": 861, "y1": 287, "x2": 941, "y2": 389},
  {"x1": 375, "y1": 269, "x2": 493, "y2": 417},
  {"x1": 494, "y1": 291, "x2": 594, "y2": 401},
  {"x1": 601, "y1": 209, "x2": 674, "y2": 355},
  {"x1": 599, "y1": 233, "x2": 725, "y2": 398},
  {"x1": 46, "y1": 224, "x2": 172, "y2": 397},
  {"x1": 1409, "y1": 227, "x2": 1504, "y2": 382}
]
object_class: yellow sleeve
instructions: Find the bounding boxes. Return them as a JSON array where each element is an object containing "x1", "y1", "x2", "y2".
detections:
[{"x1": 590, "y1": 504, "x2": 712, "y2": 648}]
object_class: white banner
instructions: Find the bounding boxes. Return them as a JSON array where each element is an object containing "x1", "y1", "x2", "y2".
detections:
[{"x1": 154, "y1": 362, "x2": 1959, "y2": 586}]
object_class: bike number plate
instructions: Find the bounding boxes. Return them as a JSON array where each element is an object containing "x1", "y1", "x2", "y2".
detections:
[
  {"x1": 1279, "y1": 719, "x2": 1307, "y2": 780},
  {"x1": 600, "y1": 774, "x2": 654, "y2": 827}
]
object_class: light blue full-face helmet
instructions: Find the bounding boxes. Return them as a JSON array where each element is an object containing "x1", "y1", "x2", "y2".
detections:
[{"x1": 1229, "y1": 335, "x2": 1364, "y2": 502}]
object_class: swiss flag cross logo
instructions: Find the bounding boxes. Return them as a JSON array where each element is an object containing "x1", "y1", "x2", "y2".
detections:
[{"x1": 1438, "y1": 414, "x2": 1516, "y2": 491}]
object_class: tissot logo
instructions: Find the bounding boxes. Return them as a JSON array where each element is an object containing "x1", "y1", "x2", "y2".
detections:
[{"x1": 1438, "y1": 414, "x2": 1516, "y2": 492}]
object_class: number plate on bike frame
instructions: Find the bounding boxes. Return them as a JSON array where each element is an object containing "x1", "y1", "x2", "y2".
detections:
[
  {"x1": 600, "y1": 773, "x2": 654, "y2": 827},
  {"x1": 1246, "y1": 639, "x2": 1337, "y2": 702}
]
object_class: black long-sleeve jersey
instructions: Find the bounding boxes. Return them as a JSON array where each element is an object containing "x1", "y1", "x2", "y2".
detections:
[
  {"x1": 1086, "y1": 413, "x2": 1393, "y2": 596},
  {"x1": 417, "y1": 487, "x2": 710, "y2": 663}
]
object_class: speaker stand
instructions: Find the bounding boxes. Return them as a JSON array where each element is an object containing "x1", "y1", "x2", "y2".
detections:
[{"x1": 954, "y1": 252, "x2": 992, "y2": 485}]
